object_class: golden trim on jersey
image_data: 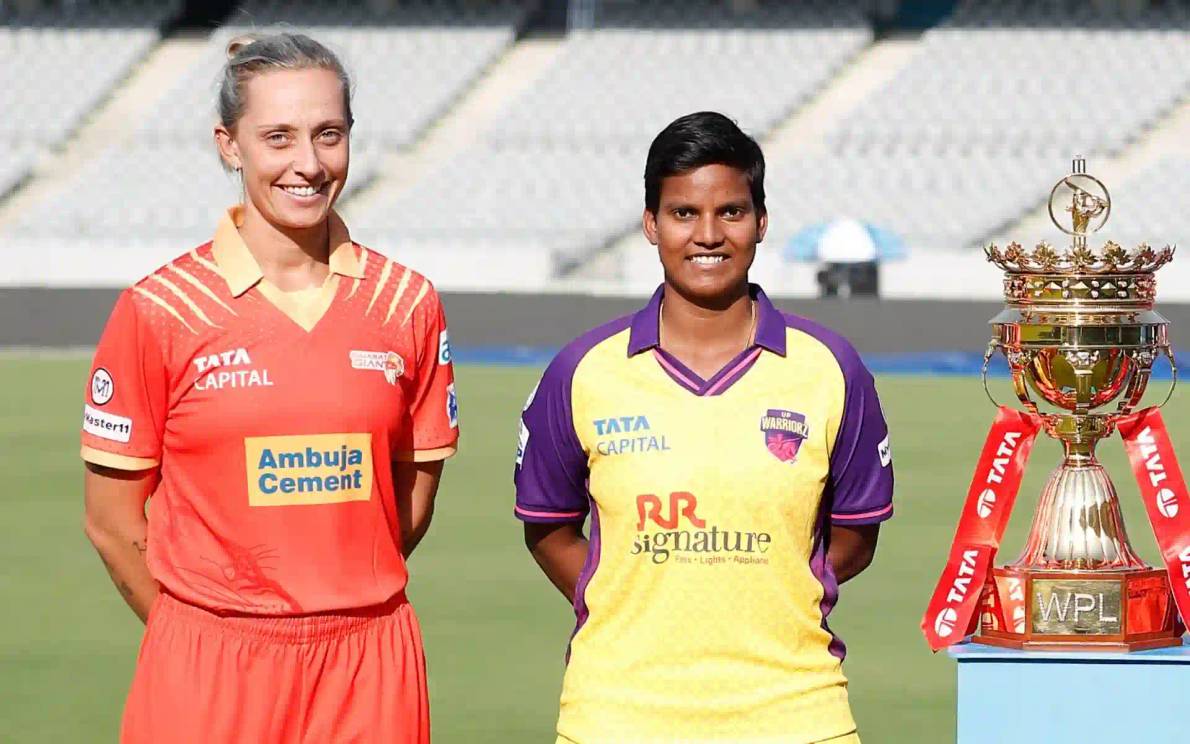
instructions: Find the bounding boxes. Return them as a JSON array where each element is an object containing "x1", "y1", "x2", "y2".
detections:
[
  {"x1": 211, "y1": 205, "x2": 365, "y2": 298},
  {"x1": 80, "y1": 445, "x2": 159, "y2": 470}
]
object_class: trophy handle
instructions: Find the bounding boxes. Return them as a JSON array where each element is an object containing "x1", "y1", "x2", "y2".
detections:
[
  {"x1": 981, "y1": 341, "x2": 1002, "y2": 408},
  {"x1": 1157, "y1": 345, "x2": 1178, "y2": 409}
]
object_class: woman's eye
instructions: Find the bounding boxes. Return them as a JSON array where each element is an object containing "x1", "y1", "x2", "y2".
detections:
[{"x1": 266, "y1": 133, "x2": 288, "y2": 145}]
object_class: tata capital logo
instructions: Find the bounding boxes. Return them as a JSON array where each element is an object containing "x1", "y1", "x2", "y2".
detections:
[
  {"x1": 760, "y1": 409, "x2": 809, "y2": 464},
  {"x1": 193, "y1": 348, "x2": 273, "y2": 391},
  {"x1": 631, "y1": 491, "x2": 772, "y2": 566},
  {"x1": 593, "y1": 414, "x2": 670, "y2": 456}
]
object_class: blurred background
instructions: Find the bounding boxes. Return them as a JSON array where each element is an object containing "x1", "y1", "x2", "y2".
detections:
[{"x1": 2, "y1": 0, "x2": 1189, "y2": 741}]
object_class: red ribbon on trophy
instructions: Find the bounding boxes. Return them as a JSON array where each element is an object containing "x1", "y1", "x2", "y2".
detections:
[
  {"x1": 922, "y1": 407, "x2": 1042, "y2": 651},
  {"x1": 1118, "y1": 407, "x2": 1190, "y2": 631}
]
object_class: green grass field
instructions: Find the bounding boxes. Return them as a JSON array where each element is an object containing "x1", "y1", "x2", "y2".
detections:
[{"x1": 1, "y1": 355, "x2": 1184, "y2": 743}]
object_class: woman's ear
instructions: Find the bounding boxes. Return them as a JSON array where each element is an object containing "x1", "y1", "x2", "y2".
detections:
[{"x1": 214, "y1": 125, "x2": 241, "y2": 171}]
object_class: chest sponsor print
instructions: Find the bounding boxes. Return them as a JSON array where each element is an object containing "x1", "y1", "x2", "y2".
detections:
[
  {"x1": 760, "y1": 409, "x2": 809, "y2": 464},
  {"x1": 193, "y1": 347, "x2": 273, "y2": 391},
  {"x1": 244, "y1": 433, "x2": 374, "y2": 507},
  {"x1": 631, "y1": 491, "x2": 773, "y2": 566},
  {"x1": 593, "y1": 414, "x2": 671, "y2": 457}
]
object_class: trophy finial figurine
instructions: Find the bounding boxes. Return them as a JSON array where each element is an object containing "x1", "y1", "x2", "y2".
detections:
[{"x1": 1048, "y1": 159, "x2": 1112, "y2": 242}]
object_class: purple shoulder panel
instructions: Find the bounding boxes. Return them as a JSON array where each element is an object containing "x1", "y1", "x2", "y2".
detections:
[
  {"x1": 513, "y1": 315, "x2": 633, "y2": 523},
  {"x1": 780, "y1": 311, "x2": 895, "y2": 525}
]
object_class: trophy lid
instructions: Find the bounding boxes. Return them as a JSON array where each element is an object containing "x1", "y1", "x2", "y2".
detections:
[
  {"x1": 985, "y1": 158, "x2": 1175, "y2": 276},
  {"x1": 986, "y1": 159, "x2": 1174, "y2": 311}
]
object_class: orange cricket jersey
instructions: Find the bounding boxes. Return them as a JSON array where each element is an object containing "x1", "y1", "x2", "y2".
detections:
[{"x1": 81, "y1": 207, "x2": 459, "y2": 615}]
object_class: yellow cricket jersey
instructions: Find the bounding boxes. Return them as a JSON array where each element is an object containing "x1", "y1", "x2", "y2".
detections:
[{"x1": 514, "y1": 285, "x2": 894, "y2": 744}]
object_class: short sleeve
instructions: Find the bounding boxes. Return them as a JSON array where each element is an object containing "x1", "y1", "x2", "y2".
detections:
[
  {"x1": 513, "y1": 355, "x2": 590, "y2": 523},
  {"x1": 827, "y1": 359, "x2": 894, "y2": 526},
  {"x1": 80, "y1": 291, "x2": 168, "y2": 470},
  {"x1": 395, "y1": 284, "x2": 459, "y2": 462}
]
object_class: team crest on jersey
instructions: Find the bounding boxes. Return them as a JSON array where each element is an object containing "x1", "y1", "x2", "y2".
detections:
[
  {"x1": 350, "y1": 350, "x2": 405, "y2": 385},
  {"x1": 760, "y1": 409, "x2": 809, "y2": 464}
]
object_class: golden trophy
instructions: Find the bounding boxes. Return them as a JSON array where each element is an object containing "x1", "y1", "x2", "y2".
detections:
[{"x1": 971, "y1": 158, "x2": 1184, "y2": 650}]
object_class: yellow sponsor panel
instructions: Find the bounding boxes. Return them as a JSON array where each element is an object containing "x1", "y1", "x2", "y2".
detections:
[{"x1": 245, "y1": 433, "x2": 373, "y2": 507}]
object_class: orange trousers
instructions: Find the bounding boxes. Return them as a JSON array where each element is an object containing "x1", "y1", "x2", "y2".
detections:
[{"x1": 121, "y1": 592, "x2": 430, "y2": 744}]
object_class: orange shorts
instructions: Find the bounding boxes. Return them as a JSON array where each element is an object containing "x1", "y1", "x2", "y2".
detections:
[{"x1": 121, "y1": 591, "x2": 429, "y2": 744}]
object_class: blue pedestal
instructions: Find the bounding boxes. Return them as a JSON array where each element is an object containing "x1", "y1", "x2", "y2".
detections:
[{"x1": 949, "y1": 640, "x2": 1190, "y2": 743}]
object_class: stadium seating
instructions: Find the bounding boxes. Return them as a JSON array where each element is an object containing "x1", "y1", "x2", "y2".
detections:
[
  {"x1": 5, "y1": 0, "x2": 1190, "y2": 296},
  {"x1": 5, "y1": 0, "x2": 527, "y2": 284},
  {"x1": 763, "y1": 0, "x2": 1190, "y2": 258},
  {"x1": 1095, "y1": 155, "x2": 1190, "y2": 252},
  {"x1": 0, "y1": 1, "x2": 180, "y2": 203},
  {"x1": 351, "y1": 0, "x2": 872, "y2": 288}
]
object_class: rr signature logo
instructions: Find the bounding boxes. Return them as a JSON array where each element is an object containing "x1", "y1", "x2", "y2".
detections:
[{"x1": 636, "y1": 491, "x2": 706, "y2": 531}]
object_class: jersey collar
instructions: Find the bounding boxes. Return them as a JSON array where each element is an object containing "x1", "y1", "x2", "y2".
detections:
[
  {"x1": 627, "y1": 283, "x2": 787, "y2": 357},
  {"x1": 211, "y1": 205, "x2": 366, "y2": 297}
]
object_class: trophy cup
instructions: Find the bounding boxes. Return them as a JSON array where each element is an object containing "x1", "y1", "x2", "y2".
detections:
[{"x1": 973, "y1": 158, "x2": 1183, "y2": 650}]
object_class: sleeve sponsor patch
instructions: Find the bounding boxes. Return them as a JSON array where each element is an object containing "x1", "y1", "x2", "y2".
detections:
[
  {"x1": 83, "y1": 404, "x2": 132, "y2": 443},
  {"x1": 446, "y1": 383, "x2": 459, "y2": 428},
  {"x1": 438, "y1": 329, "x2": 452, "y2": 366},
  {"x1": 516, "y1": 420, "x2": 530, "y2": 467},
  {"x1": 90, "y1": 368, "x2": 114, "y2": 406},
  {"x1": 878, "y1": 433, "x2": 892, "y2": 467}
]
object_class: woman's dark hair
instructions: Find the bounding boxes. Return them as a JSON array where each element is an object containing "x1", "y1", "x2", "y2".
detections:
[{"x1": 643, "y1": 112, "x2": 765, "y2": 214}]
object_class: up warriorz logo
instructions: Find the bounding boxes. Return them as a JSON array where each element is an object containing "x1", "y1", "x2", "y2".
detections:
[
  {"x1": 760, "y1": 409, "x2": 809, "y2": 464},
  {"x1": 350, "y1": 350, "x2": 405, "y2": 385},
  {"x1": 244, "y1": 433, "x2": 373, "y2": 507},
  {"x1": 631, "y1": 491, "x2": 772, "y2": 566}
]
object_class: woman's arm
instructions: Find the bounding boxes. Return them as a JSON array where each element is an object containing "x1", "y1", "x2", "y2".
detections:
[
  {"x1": 828, "y1": 523, "x2": 881, "y2": 584},
  {"x1": 524, "y1": 522, "x2": 589, "y2": 603},
  {"x1": 83, "y1": 462, "x2": 159, "y2": 622},
  {"x1": 394, "y1": 460, "x2": 445, "y2": 559}
]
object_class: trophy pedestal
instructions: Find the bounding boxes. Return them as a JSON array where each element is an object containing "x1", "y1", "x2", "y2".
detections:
[
  {"x1": 949, "y1": 642, "x2": 1190, "y2": 744},
  {"x1": 976, "y1": 565, "x2": 1183, "y2": 651}
]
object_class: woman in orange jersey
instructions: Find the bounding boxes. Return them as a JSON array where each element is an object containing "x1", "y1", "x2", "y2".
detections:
[{"x1": 81, "y1": 33, "x2": 458, "y2": 743}]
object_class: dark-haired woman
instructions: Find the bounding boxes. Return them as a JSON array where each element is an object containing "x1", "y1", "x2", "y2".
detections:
[
  {"x1": 82, "y1": 34, "x2": 454, "y2": 743},
  {"x1": 515, "y1": 112, "x2": 892, "y2": 744}
]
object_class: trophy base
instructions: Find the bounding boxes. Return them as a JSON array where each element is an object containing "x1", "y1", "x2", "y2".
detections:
[{"x1": 975, "y1": 565, "x2": 1184, "y2": 652}]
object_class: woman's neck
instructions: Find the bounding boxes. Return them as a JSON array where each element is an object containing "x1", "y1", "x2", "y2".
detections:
[
  {"x1": 658, "y1": 282, "x2": 754, "y2": 378},
  {"x1": 237, "y1": 202, "x2": 331, "y2": 291}
]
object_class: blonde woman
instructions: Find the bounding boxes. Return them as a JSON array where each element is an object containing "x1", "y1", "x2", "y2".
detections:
[{"x1": 81, "y1": 33, "x2": 456, "y2": 743}]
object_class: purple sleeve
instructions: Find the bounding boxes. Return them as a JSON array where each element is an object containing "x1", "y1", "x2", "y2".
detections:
[
  {"x1": 827, "y1": 350, "x2": 894, "y2": 526},
  {"x1": 513, "y1": 353, "x2": 590, "y2": 523}
]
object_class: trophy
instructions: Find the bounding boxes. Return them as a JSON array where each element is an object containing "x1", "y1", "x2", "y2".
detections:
[{"x1": 970, "y1": 158, "x2": 1184, "y2": 650}]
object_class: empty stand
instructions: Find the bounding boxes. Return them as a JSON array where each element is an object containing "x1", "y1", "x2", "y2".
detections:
[
  {"x1": 6, "y1": 0, "x2": 526, "y2": 285},
  {"x1": 763, "y1": 0, "x2": 1190, "y2": 259},
  {"x1": 352, "y1": 0, "x2": 871, "y2": 288},
  {"x1": 0, "y1": 1, "x2": 181, "y2": 206}
]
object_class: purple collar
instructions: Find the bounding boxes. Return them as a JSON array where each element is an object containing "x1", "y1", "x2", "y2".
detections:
[{"x1": 627, "y1": 283, "x2": 787, "y2": 358}]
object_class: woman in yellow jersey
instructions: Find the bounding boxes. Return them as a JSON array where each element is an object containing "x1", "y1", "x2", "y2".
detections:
[
  {"x1": 82, "y1": 33, "x2": 457, "y2": 743},
  {"x1": 514, "y1": 112, "x2": 892, "y2": 744}
]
